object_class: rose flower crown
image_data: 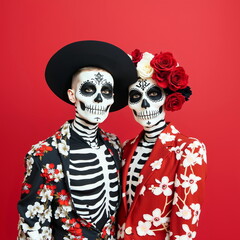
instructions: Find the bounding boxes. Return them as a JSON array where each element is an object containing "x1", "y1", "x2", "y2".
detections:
[{"x1": 129, "y1": 49, "x2": 192, "y2": 111}]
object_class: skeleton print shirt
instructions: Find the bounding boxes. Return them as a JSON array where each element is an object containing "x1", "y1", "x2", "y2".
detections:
[
  {"x1": 17, "y1": 121, "x2": 121, "y2": 240},
  {"x1": 126, "y1": 139, "x2": 154, "y2": 209},
  {"x1": 69, "y1": 128, "x2": 119, "y2": 230}
]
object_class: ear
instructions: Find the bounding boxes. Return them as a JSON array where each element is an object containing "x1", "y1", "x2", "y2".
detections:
[{"x1": 67, "y1": 89, "x2": 76, "y2": 103}]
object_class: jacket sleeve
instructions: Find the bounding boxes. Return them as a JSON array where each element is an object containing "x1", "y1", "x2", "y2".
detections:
[
  {"x1": 17, "y1": 150, "x2": 54, "y2": 240},
  {"x1": 169, "y1": 139, "x2": 207, "y2": 239}
]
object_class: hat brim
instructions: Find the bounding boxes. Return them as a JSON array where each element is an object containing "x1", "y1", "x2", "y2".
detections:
[{"x1": 45, "y1": 40, "x2": 137, "y2": 111}]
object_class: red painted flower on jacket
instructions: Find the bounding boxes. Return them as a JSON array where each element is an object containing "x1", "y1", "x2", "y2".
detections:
[
  {"x1": 55, "y1": 131, "x2": 61, "y2": 140},
  {"x1": 41, "y1": 163, "x2": 64, "y2": 182},
  {"x1": 56, "y1": 189, "x2": 71, "y2": 206},
  {"x1": 21, "y1": 183, "x2": 32, "y2": 194},
  {"x1": 101, "y1": 216, "x2": 116, "y2": 238},
  {"x1": 35, "y1": 145, "x2": 53, "y2": 157},
  {"x1": 37, "y1": 184, "x2": 56, "y2": 202},
  {"x1": 62, "y1": 218, "x2": 83, "y2": 236},
  {"x1": 79, "y1": 219, "x2": 93, "y2": 228}
]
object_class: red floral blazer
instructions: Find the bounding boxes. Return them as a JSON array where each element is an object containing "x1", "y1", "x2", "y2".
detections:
[
  {"x1": 18, "y1": 121, "x2": 121, "y2": 240},
  {"x1": 117, "y1": 124, "x2": 207, "y2": 240}
]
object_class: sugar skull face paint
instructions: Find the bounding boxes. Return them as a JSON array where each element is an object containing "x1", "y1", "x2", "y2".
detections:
[
  {"x1": 70, "y1": 69, "x2": 114, "y2": 124},
  {"x1": 128, "y1": 78, "x2": 166, "y2": 127}
]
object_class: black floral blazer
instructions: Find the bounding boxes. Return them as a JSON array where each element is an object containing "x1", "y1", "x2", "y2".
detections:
[{"x1": 18, "y1": 121, "x2": 122, "y2": 240}]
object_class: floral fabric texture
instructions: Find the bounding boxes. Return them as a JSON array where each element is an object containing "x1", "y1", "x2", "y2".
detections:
[
  {"x1": 18, "y1": 121, "x2": 121, "y2": 240},
  {"x1": 117, "y1": 123, "x2": 207, "y2": 240}
]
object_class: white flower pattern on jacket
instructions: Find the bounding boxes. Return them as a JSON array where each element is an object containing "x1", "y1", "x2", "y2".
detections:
[
  {"x1": 18, "y1": 121, "x2": 121, "y2": 240},
  {"x1": 117, "y1": 123, "x2": 207, "y2": 240}
]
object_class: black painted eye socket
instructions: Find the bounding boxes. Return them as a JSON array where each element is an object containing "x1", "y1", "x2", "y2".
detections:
[
  {"x1": 129, "y1": 89, "x2": 142, "y2": 103},
  {"x1": 147, "y1": 86, "x2": 162, "y2": 101},
  {"x1": 101, "y1": 84, "x2": 113, "y2": 99},
  {"x1": 80, "y1": 82, "x2": 96, "y2": 96}
]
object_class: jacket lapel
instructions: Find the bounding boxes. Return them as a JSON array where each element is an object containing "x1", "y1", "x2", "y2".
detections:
[
  {"x1": 99, "y1": 129, "x2": 121, "y2": 170},
  {"x1": 56, "y1": 121, "x2": 72, "y2": 192},
  {"x1": 99, "y1": 129, "x2": 122, "y2": 211},
  {"x1": 126, "y1": 124, "x2": 176, "y2": 215}
]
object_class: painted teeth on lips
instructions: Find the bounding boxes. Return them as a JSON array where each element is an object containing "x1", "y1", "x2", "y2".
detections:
[
  {"x1": 137, "y1": 110, "x2": 160, "y2": 120},
  {"x1": 85, "y1": 105, "x2": 107, "y2": 115}
]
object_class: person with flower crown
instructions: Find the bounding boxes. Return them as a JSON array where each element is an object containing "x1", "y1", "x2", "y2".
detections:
[{"x1": 117, "y1": 49, "x2": 207, "y2": 240}]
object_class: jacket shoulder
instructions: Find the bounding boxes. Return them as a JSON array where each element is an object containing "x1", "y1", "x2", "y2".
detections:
[
  {"x1": 25, "y1": 131, "x2": 60, "y2": 164},
  {"x1": 170, "y1": 125, "x2": 207, "y2": 159},
  {"x1": 176, "y1": 132, "x2": 205, "y2": 147}
]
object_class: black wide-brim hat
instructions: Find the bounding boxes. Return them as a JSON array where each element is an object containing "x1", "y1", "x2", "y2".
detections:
[{"x1": 45, "y1": 40, "x2": 137, "y2": 112}]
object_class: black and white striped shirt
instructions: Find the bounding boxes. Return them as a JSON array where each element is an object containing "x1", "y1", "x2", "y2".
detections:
[
  {"x1": 126, "y1": 120, "x2": 167, "y2": 209},
  {"x1": 69, "y1": 122, "x2": 119, "y2": 230}
]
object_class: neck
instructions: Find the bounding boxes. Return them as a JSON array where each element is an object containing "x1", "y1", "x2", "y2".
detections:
[
  {"x1": 72, "y1": 110, "x2": 98, "y2": 143},
  {"x1": 143, "y1": 119, "x2": 167, "y2": 143}
]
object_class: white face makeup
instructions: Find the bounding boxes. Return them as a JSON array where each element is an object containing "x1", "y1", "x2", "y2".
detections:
[
  {"x1": 128, "y1": 78, "x2": 166, "y2": 127},
  {"x1": 71, "y1": 69, "x2": 114, "y2": 124}
]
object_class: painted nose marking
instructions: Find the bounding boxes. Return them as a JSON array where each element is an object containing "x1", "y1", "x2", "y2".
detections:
[
  {"x1": 141, "y1": 99, "x2": 150, "y2": 109},
  {"x1": 94, "y1": 93, "x2": 103, "y2": 103}
]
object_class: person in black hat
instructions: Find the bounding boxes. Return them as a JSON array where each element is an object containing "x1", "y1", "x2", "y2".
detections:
[{"x1": 17, "y1": 41, "x2": 137, "y2": 240}]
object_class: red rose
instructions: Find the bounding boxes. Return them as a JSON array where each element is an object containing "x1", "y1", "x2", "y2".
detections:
[
  {"x1": 164, "y1": 92, "x2": 185, "y2": 111},
  {"x1": 168, "y1": 67, "x2": 188, "y2": 91},
  {"x1": 150, "y1": 52, "x2": 177, "y2": 73},
  {"x1": 131, "y1": 49, "x2": 143, "y2": 64},
  {"x1": 152, "y1": 71, "x2": 171, "y2": 88}
]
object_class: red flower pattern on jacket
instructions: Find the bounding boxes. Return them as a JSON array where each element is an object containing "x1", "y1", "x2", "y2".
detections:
[
  {"x1": 79, "y1": 219, "x2": 93, "y2": 228},
  {"x1": 35, "y1": 145, "x2": 53, "y2": 157},
  {"x1": 37, "y1": 184, "x2": 56, "y2": 197},
  {"x1": 55, "y1": 131, "x2": 61, "y2": 139},
  {"x1": 56, "y1": 189, "x2": 71, "y2": 206},
  {"x1": 18, "y1": 121, "x2": 121, "y2": 239},
  {"x1": 101, "y1": 216, "x2": 116, "y2": 239},
  {"x1": 62, "y1": 218, "x2": 82, "y2": 236},
  {"x1": 41, "y1": 163, "x2": 63, "y2": 183},
  {"x1": 21, "y1": 183, "x2": 32, "y2": 194}
]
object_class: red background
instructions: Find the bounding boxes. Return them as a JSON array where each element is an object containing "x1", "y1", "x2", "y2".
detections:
[{"x1": 1, "y1": 0, "x2": 240, "y2": 239}]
